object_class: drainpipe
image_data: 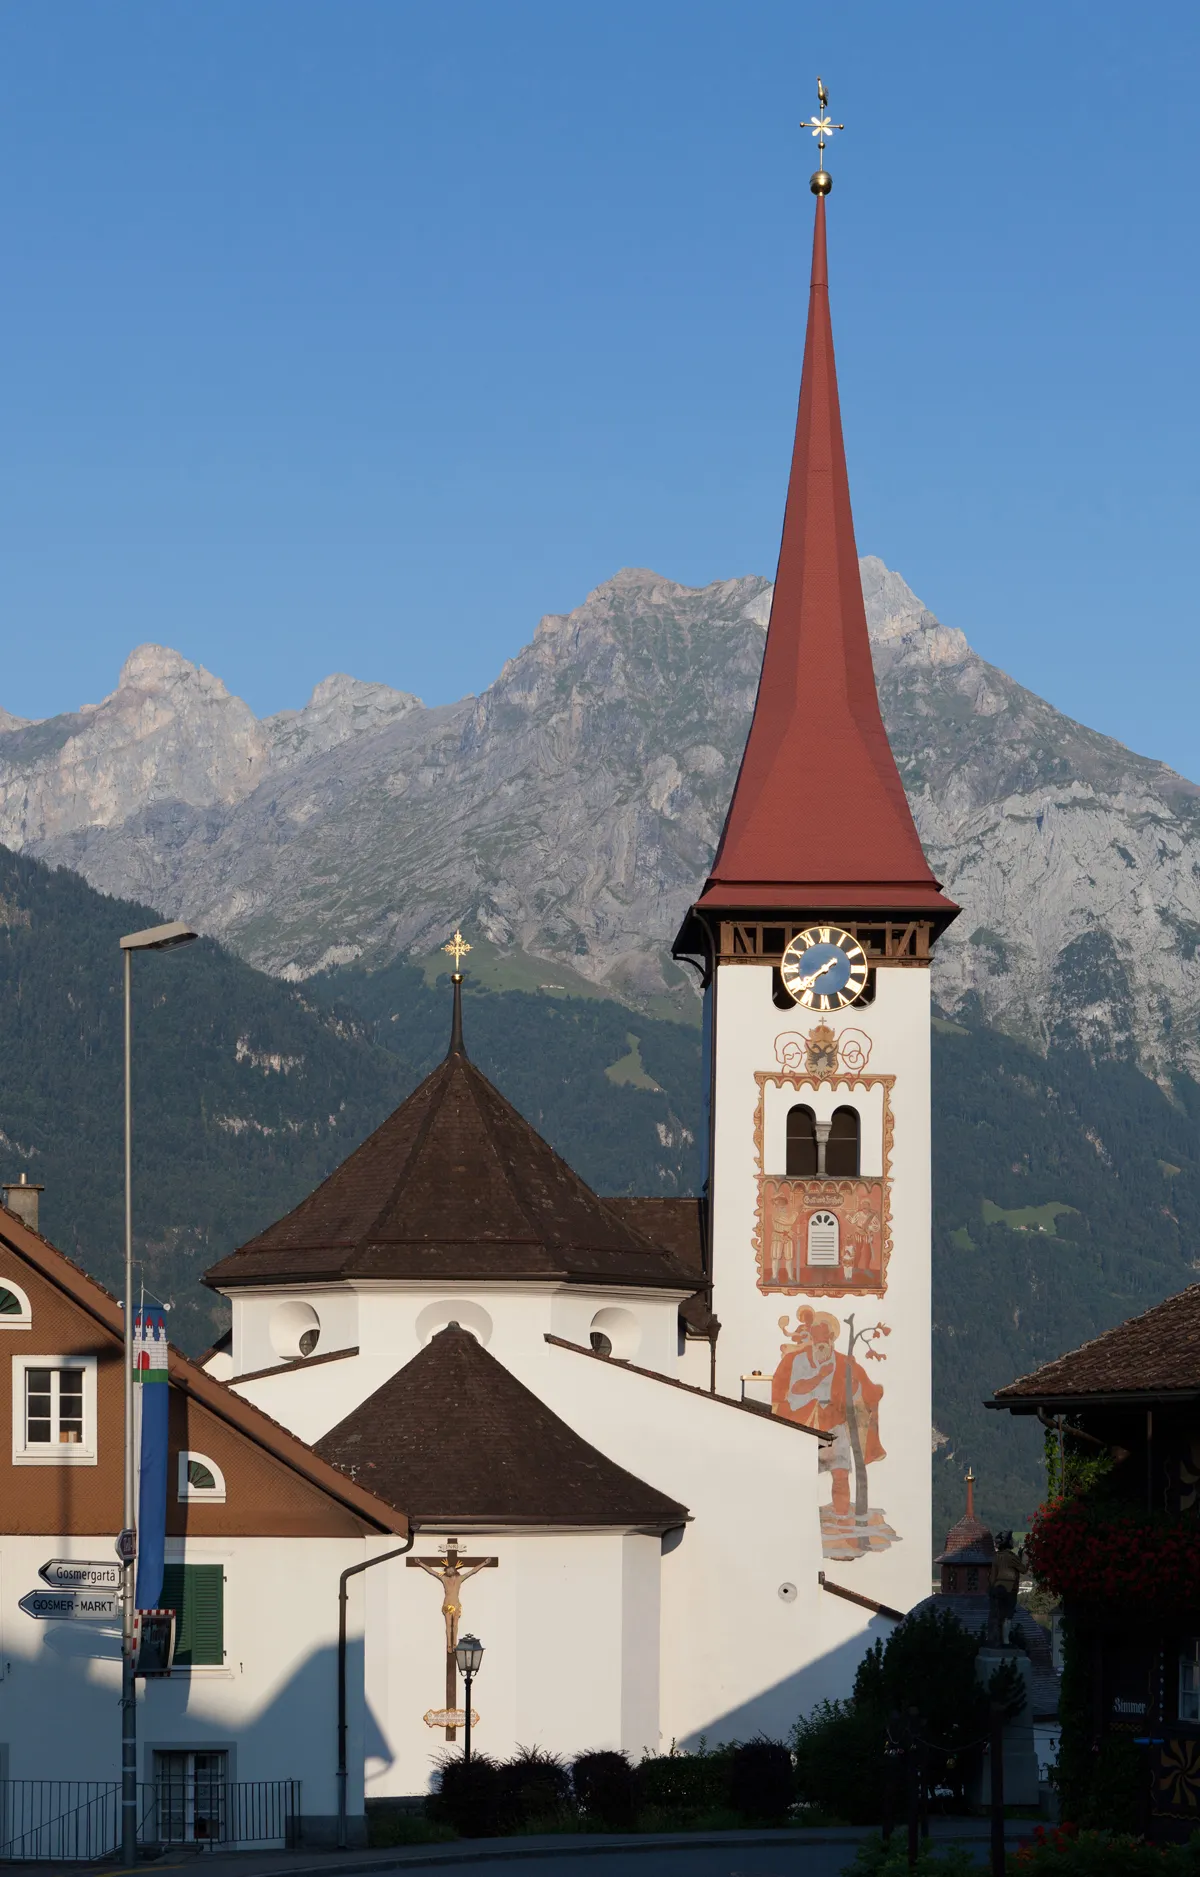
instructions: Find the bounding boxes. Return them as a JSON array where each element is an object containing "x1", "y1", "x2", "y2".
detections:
[{"x1": 337, "y1": 1533, "x2": 415, "y2": 1849}]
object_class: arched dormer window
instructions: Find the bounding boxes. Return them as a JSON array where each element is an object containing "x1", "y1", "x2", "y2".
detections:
[
  {"x1": 807, "y1": 1210, "x2": 840, "y2": 1267},
  {"x1": 177, "y1": 1452, "x2": 227, "y2": 1504},
  {"x1": 826, "y1": 1106, "x2": 860, "y2": 1178},
  {"x1": 786, "y1": 1106, "x2": 818, "y2": 1177},
  {"x1": 0, "y1": 1278, "x2": 32, "y2": 1328}
]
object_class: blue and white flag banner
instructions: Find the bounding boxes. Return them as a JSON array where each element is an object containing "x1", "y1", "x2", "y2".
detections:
[{"x1": 133, "y1": 1309, "x2": 169, "y2": 1610}]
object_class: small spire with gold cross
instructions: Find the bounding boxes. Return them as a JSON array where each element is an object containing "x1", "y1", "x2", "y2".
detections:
[
  {"x1": 806, "y1": 75, "x2": 844, "y2": 196},
  {"x1": 442, "y1": 928, "x2": 472, "y2": 982},
  {"x1": 442, "y1": 928, "x2": 471, "y2": 1057}
]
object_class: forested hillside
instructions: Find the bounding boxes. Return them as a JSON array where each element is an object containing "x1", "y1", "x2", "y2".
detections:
[{"x1": 2, "y1": 841, "x2": 1197, "y2": 1545}]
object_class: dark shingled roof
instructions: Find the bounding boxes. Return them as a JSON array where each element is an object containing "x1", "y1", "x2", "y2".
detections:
[
  {"x1": 315, "y1": 1323, "x2": 689, "y2": 1529},
  {"x1": 603, "y1": 1198, "x2": 706, "y2": 1278},
  {"x1": 204, "y1": 1003, "x2": 696, "y2": 1292},
  {"x1": 935, "y1": 1513, "x2": 995, "y2": 1568},
  {"x1": 991, "y1": 1284, "x2": 1200, "y2": 1406}
]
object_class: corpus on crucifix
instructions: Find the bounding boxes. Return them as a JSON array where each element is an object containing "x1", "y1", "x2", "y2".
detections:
[{"x1": 408, "y1": 1537, "x2": 498, "y2": 1738}]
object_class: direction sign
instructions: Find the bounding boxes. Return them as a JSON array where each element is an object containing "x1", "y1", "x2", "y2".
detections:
[
  {"x1": 39, "y1": 1559, "x2": 122, "y2": 1590},
  {"x1": 19, "y1": 1588, "x2": 122, "y2": 1622}
]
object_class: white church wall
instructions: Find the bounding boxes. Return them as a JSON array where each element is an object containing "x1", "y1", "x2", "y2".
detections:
[
  {"x1": 231, "y1": 1286, "x2": 359, "y2": 1380},
  {"x1": 363, "y1": 1527, "x2": 656, "y2": 1796},
  {"x1": 534, "y1": 1342, "x2": 827, "y2": 1744},
  {"x1": 708, "y1": 960, "x2": 933, "y2": 1619},
  {"x1": 232, "y1": 1281, "x2": 688, "y2": 1449},
  {"x1": 0, "y1": 1532, "x2": 369, "y2": 1832}
]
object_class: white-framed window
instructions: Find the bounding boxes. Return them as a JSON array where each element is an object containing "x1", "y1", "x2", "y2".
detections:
[
  {"x1": 178, "y1": 1452, "x2": 227, "y2": 1504},
  {"x1": 807, "y1": 1210, "x2": 840, "y2": 1267},
  {"x1": 0, "y1": 1278, "x2": 31, "y2": 1329},
  {"x1": 11, "y1": 1354, "x2": 98, "y2": 1465},
  {"x1": 1180, "y1": 1641, "x2": 1200, "y2": 1723}
]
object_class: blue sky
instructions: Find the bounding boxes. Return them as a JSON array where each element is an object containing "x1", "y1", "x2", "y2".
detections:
[{"x1": 3, "y1": 2, "x2": 1199, "y2": 774}]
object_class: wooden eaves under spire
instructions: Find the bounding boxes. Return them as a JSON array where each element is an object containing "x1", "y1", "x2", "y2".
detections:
[{"x1": 675, "y1": 184, "x2": 956, "y2": 961}]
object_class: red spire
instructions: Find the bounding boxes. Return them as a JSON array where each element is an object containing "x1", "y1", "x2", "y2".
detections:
[{"x1": 695, "y1": 192, "x2": 955, "y2": 924}]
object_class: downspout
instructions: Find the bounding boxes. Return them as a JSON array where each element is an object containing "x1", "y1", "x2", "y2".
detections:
[{"x1": 337, "y1": 1533, "x2": 415, "y2": 1848}]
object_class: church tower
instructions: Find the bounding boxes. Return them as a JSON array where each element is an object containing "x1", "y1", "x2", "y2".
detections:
[{"x1": 674, "y1": 114, "x2": 957, "y2": 1606}]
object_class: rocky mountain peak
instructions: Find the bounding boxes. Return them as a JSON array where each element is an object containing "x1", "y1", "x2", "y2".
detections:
[
  {"x1": 8, "y1": 558, "x2": 1200, "y2": 1078},
  {"x1": 265, "y1": 673, "x2": 423, "y2": 769},
  {"x1": 114, "y1": 643, "x2": 231, "y2": 699}
]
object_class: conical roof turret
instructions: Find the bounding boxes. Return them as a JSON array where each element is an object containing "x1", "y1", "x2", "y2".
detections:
[
  {"x1": 204, "y1": 979, "x2": 695, "y2": 1293},
  {"x1": 682, "y1": 188, "x2": 956, "y2": 935}
]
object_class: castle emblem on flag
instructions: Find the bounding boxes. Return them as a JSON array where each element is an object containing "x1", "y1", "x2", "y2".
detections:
[{"x1": 133, "y1": 1309, "x2": 168, "y2": 1380}]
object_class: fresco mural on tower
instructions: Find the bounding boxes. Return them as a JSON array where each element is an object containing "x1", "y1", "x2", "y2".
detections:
[
  {"x1": 771, "y1": 1306, "x2": 899, "y2": 1561},
  {"x1": 753, "y1": 1022, "x2": 894, "y2": 1299}
]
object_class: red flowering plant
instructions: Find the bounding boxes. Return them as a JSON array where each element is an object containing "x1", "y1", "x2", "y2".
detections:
[{"x1": 1026, "y1": 1493, "x2": 1200, "y2": 1611}]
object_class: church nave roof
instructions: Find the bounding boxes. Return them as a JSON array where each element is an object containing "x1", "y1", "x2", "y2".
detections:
[
  {"x1": 205, "y1": 980, "x2": 696, "y2": 1295},
  {"x1": 315, "y1": 1322, "x2": 689, "y2": 1530}
]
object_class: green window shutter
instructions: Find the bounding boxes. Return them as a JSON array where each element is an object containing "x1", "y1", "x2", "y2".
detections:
[{"x1": 160, "y1": 1564, "x2": 224, "y2": 1667}]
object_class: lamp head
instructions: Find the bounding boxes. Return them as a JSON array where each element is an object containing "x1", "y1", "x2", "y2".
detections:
[
  {"x1": 120, "y1": 921, "x2": 199, "y2": 953},
  {"x1": 455, "y1": 1632, "x2": 484, "y2": 1677}
]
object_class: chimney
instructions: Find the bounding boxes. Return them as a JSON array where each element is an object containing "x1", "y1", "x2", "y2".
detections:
[{"x1": 2, "y1": 1172, "x2": 43, "y2": 1234}]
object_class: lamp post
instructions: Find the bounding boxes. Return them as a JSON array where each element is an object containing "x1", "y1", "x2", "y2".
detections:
[
  {"x1": 118, "y1": 921, "x2": 197, "y2": 1865},
  {"x1": 454, "y1": 1634, "x2": 484, "y2": 1765}
]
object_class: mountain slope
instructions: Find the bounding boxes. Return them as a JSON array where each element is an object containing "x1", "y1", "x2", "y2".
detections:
[
  {"x1": 0, "y1": 847, "x2": 701, "y2": 1353},
  {"x1": 6, "y1": 563, "x2": 1200, "y2": 1079},
  {"x1": 5, "y1": 839, "x2": 1200, "y2": 1539}
]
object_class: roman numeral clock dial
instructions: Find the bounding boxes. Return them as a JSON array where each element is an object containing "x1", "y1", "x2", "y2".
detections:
[{"x1": 779, "y1": 926, "x2": 868, "y2": 1010}]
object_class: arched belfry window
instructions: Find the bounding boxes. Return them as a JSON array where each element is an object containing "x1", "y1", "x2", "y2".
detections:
[
  {"x1": 826, "y1": 1106, "x2": 860, "y2": 1178},
  {"x1": 786, "y1": 1106, "x2": 818, "y2": 1177},
  {"x1": 807, "y1": 1210, "x2": 839, "y2": 1266}
]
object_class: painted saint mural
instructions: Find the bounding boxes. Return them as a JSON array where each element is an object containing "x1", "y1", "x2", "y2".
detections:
[{"x1": 772, "y1": 1306, "x2": 898, "y2": 1562}]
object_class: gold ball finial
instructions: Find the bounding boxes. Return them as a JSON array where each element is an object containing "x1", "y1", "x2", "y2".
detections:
[{"x1": 810, "y1": 170, "x2": 832, "y2": 195}]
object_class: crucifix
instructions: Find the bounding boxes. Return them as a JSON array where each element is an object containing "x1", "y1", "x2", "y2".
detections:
[{"x1": 407, "y1": 1537, "x2": 498, "y2": 1738}]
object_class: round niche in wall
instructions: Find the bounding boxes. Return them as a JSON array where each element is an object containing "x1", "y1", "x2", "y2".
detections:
[
  {"x1": 269, "y1": 1299, "x2": 321, "y2": 1361},
  {"x1": 415, "y1": 1299, "x2": 494, "y2": 1347},
  {"x1": 588, "y1": 1306, "x2": 641, "y2": 1362}
]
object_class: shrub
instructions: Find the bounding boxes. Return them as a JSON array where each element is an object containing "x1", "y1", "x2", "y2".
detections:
[
  {"x1": 728, "y1": 1740, "x2": 794, "y2": 1824},
  {"x1": 793, "y1": 1699, "x2": 884, "y2": 1824},
  {"x1": 428, "y1": 1754, "x2": 503, "y2": 1838},
  {"x1": 634, "y1": 1747, "x2": 732, "y2": 1818},
  {"x1": 497, "y1": 1745, "x2": 572, "y2": 1829},
  {"x1": 1008, "y1": 1823, "x2": 1200, "y2": 1872},
  {"x1": 842, "y1": 1838, "x2": 981, "y2": 1875},
  {"x1": 572, "y1": 1751, "x2": 637, "y2": 1830}
]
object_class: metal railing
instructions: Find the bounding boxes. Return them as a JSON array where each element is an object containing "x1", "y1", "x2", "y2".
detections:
[{"x1": 0, "y1": 1778, "x2": 300, "y2": 1859}]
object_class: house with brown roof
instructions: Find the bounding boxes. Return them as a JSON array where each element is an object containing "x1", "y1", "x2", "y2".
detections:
[
  {"x1": 989, "y1": 1288, "x2": 1200, "y2": 1840},
  {"x1": 0, "y1": 1188, "x2": 406, "y2": 1849}
]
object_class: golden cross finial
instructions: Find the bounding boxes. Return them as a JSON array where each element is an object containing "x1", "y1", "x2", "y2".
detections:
[
  {"x1": 805, "y1": 75, "x2": 844, "y2": 165},
  {"x1": 442, "y1": 929, "x2": 471, "y2": 973}
]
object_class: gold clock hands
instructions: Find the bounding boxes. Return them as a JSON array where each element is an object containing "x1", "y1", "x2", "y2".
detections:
[{"x1": 795, "y1": 954, "x2": 841, "y2": 992}]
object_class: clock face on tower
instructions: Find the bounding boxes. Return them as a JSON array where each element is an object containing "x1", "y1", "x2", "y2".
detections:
[{"x1": 780, "y1": 926, "x2": 869, "y2": 1010}]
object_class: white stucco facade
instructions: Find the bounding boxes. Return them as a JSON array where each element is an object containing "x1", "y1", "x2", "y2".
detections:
[
  {"x1": 0, "y1": 1532, "x2": 372, "y2": 1833},
  {"x1": 707, "y1": 956, "x2": 933, "y2": 1615}
]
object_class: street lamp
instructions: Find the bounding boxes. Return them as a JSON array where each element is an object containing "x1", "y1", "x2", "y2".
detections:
[
  {"x1": 119, "y1": 921, "x2": 197, "y2": 1864},
  {"x1": 454, "y1": 1634, "x2": 484, "y2": 1765}
]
